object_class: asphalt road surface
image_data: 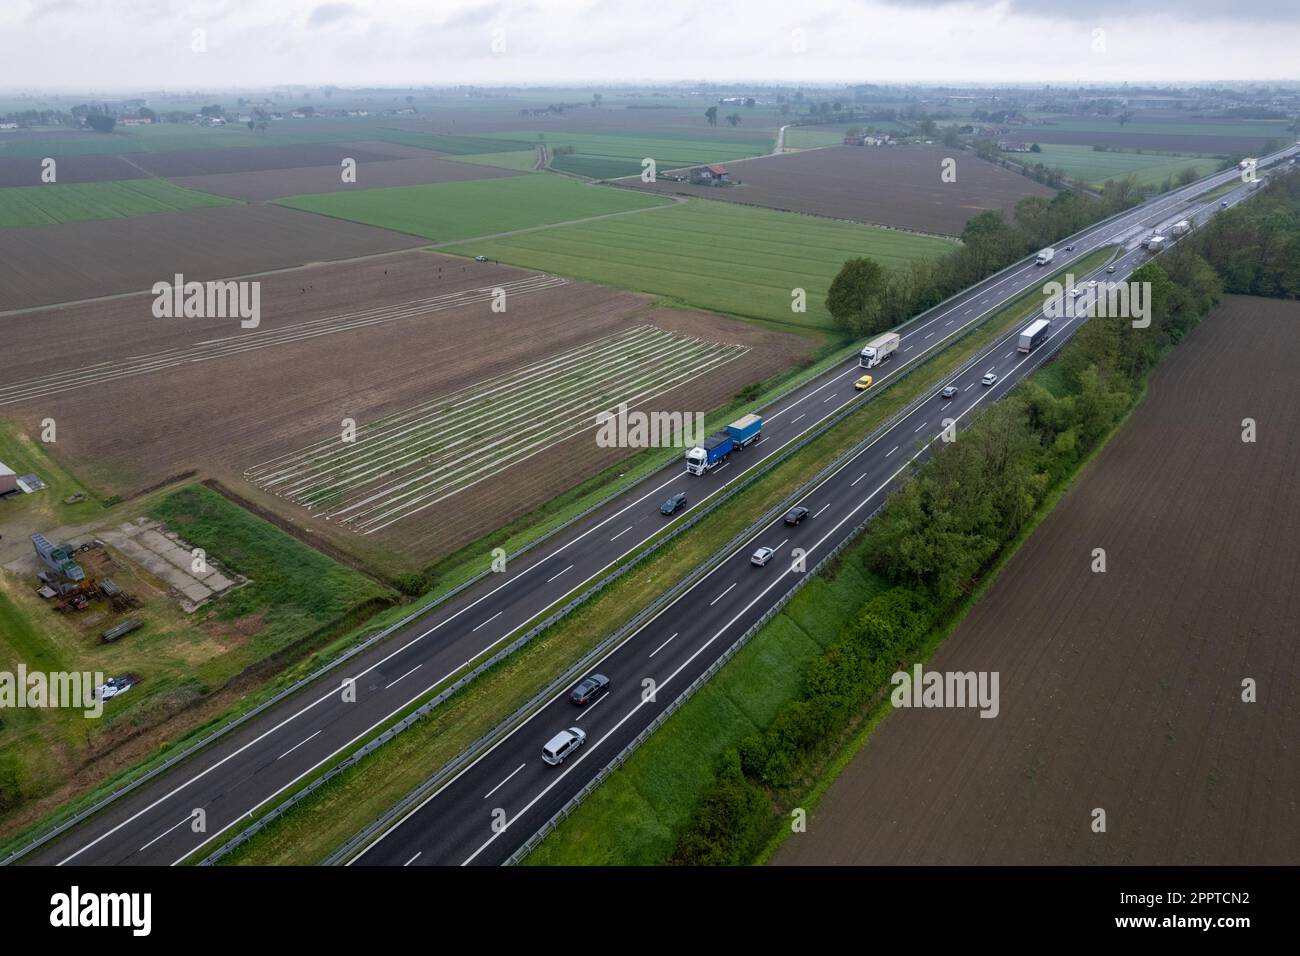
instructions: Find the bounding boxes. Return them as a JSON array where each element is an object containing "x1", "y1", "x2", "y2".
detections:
[{"x1": 34, "y1": 146, "x2": 1297, "y2": 867}]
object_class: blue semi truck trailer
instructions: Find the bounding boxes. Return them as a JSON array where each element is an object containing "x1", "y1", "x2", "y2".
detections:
[{"x1": 685, "y1": 414, "x2": 762, "y2": 475}]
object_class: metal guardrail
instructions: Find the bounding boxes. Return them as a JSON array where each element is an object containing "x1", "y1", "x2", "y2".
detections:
[
  {"x1": 11, "y1": 153, "x2": 1266, "y2": 867},
  {"x1": 503, "y1": 499, "x2": 887, "y2": 866},
  {"x1": 322, "y1": 272, "x2": 1072, "y2": 866}
]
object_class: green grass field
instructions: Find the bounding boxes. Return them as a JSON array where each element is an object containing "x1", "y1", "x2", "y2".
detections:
[
  {"x1": 276, "y1": 174, "x2": 671, "y2": 242},
  {"x1": 368, "y1": 130, "x2": 538, "y2": 155},
  {"x1": 0, "y1": 178, "x2": 238, "y2": 228},
  {"x1": 468, "y1": 130, "x2": 772, "y2": 180},
  {"x1": 444, "y1": 198, "x2": 955, "y2": 328},
  {"x1": 449, "y1": 150, "x2": 539, "y2": 172},
  {"x1": 0, "y1": 123, "x2": 354, "y2": 157},
  {"x1": 1014, "y1": 144, "x2": 1220, "y2": 188}
]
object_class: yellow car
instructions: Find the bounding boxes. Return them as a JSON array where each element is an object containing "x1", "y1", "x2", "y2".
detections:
[{"x1": 854, "y1": 374, "x2": 874, "y2": 391}]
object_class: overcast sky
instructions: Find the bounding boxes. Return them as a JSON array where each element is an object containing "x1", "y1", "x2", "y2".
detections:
[{"x1": 2, "y1": 0, "x2": 1297, "y2": 91}]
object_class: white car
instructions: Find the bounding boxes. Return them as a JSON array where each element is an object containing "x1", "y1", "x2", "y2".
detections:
[
  {"x1": 1070, "y1": 287, "x2": 1084, "y2": 298},
  {"x1": 1106, "y1": 265, "x2": 1117, "y2": 274},
  {"x1": 981, "y1": 372, "x2": 998, "y2": 387},
  {"x1": 1087, "y1": 279, "x2": 1098, "y2": 289},
  {"x1": 751, "y1": 546, "x2": 775, "y2": 567},
  {"x1": 542, "y1": 727, "x2": 587, "y2": 765}
]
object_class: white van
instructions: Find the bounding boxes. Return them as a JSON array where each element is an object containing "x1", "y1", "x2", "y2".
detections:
[{"x1": 542, "y1": 727, "x2": 587, "y2": 765}]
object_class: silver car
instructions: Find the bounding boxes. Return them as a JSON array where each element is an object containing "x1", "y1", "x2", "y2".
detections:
[
  {"x1": 751, "y1": 546, "x2": 775, "y2": 567},
  {"x1": 542, "y1": 727, "x2": 587, "y2": 765},
  {"x1": 981, "y1": 372, "x2": 998, "y2": 387}
]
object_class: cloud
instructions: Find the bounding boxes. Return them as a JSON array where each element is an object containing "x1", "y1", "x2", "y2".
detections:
[
  {"x1": 307, "y1": 2, "x2": 358, "y2": 27},
  {"x1": 879, "y1": 0, "x2": 1293, "y2": 23}
]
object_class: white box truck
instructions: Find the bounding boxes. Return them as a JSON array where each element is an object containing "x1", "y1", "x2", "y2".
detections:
[
  {"x1": 1035, "y1": 247, "x2": 1055, "y2": 266},
  {"x1": 1170, "y1": 219, "x2": 1191, "y2": 237},
  {"x1": 858, "y1": 332, "x2": 900, "y2": 369}
]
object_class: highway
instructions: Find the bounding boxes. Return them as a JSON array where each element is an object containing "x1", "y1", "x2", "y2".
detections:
[{"x1": 32, "y1": 146, "x2": 1296, "y2": 867}]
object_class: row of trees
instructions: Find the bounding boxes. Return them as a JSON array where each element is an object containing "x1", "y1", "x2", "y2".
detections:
[
  {"x1": 1192, "y1": 169, "x2": 1300, "y2": 297},
  {"x1": 826, "y1": 188, "x2": 1144, "y2": 339},
  {"x1": 671, "y1": 243, "x2": 1229, "y2": 865}
]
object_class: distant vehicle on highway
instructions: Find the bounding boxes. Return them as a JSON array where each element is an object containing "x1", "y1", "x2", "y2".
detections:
[
  {"x1": 542, "y1": 727, "x2": 587, "y2": 765},
  {"x1": 1070, "y1": 287, "x2": 1084, "y2": 297},
  {"x1": 1221, "y1": 200, "x2": 1229, "y2": 208},
  {"x1": 1106, "y1": 264, "x2": 1117, "y2": 273},
  {"x1": 684, "y1": 414, "x2": 763, "y2": 475},
  {"x1": 750, "y1": 546, "x2": 775, "y2": 567},
  {"x1": 1017, "y1": 318, "x2": 1051, "y2": 354},
  {"x1": 858, "y1": 332, "x2": 900, "y2": 369},
  {"x1": 940, "y1": 385, "x2": 959, "y2": 399},
  {"x1": 1064, "y1": 244, "x2": 1075, "y2": 252},
  {"x1": 473, "y1": 255, "x2": 489, "y2": 262},
  {"x1": 783, "y1": 506, "x2": 810, "y2": 526},
  {"x1": 660, "y1": 492, "x2": 687, "y2": 515},
  {"x1": 981, "y1": 372, "x2": 998, "y2": 387},
  {"x1": 854, "y1": 374, "x2": 874, "y2": 391},
  {"x1": 569, "y1": 674, "x2": 610, "y2": 706}
]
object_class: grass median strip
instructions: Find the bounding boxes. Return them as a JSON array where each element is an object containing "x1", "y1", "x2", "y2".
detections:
[{"x1": 214, "y1": 249, "x2": 1110, "y2": 865}]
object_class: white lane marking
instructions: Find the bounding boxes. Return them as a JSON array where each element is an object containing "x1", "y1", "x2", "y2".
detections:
[
  {"x1": 483, "y1": 763, "x2": 527, "y2": 800},
  {"x1": 774, "y1": 539, "x2": 789, "y2": 553},
  {"x1": 1005, "y1": 352, "x2": 1014, "y2": 358},
  {"x1": 471, "y1": 610, "x2": 503, "y2": 633},
  {"x1": 851, "y1": 472, "x2": 867, "y2": 487},
  {"x1": 813, "y1": 504, "x2": 830, "y2": 518},
  {"x1": 965, "y1": 383, "x2": 975, "y2": 391},
  {"x1": 364, "y1": 270, "x2": 1160, "y2": 864},
  {"x1": 384, "y1": 665, "x2": 421, "y2": 690},
  {"x1": 914, "y1": 422, "x2": 926, "y2": 433},
  {"x1": 791, "y1": 413, "x2": 805, "y2": 423},
  {"x1": 546, "y1": 564, "x2": 574, "y2": 583},
  {"x1": 66, "y1": 170, "x2": 1256, "y2": 867},
  {"x1": 648, "y1": 632, "x2": 679, "y2": 658},
  {"x1": 609, "y1": 525, "x2": 633, "y2": 541},
  {"x1": 885, "y1": 446, "x2": 899, "y2": 457},
  {"x1": 924, "y1": 332, "x2": 934, "y2": 339},
  {"x1": 277, "y1": 730, "x2": 322, "y2": 760},
  {"x1": 404, "y1": 852, "x2": 421, "y2": 866},
  {"x1": 138, "y1": 816, "x2": 192, "y2": 854},
  {"x1": 710, "y1": 582, "x2": 738, "y2": 606},
  {"x1": 823, "y1": 394, "x2": 835, "y2": 403},
  {"x1": 574, "y1": 692, "x2": 609, "y2": 721}
]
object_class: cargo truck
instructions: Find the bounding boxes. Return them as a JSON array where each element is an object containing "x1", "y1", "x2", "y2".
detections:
[
  {"x1": 1169, "y1": 219, "x2": 1191, "y2": 237},
  {"x1": 1142, "y1": 234, "x2": 1167, "y2": 252},
  {"x1": 685, "y1": 414, "x2": 763, "y2": 475},
  {"x1": 858, "y1": 332, "x2": 900, "y2": 369},
  {"x1": 1017, "y1": 317, "x2": 1051, "y2": 354},
  {"x1": 1035, "y1": 247, "x2": 1055, "y2": 266}
]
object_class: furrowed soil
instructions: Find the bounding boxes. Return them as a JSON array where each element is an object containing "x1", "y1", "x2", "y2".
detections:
[
  {"x1": 618, "y1": 145, "x2": 1056, "y2": 236},
  {"x1": 774, "y1": 295, "x2": 1300, "y2": 866},
  {"x1": 0, "y1": 250, "x2": 810, "y2": 577},
  {"x1": 171, "y1": 155, "x2": 523, "y2": 202},
  {"x1": 0, "y1": 204, "x2": 427, "y2": 310}
]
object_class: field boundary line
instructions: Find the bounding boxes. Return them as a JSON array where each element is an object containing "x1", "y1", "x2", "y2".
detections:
[{"x1": 4, "y1": 158, "x2": 1242, "y2": 864}]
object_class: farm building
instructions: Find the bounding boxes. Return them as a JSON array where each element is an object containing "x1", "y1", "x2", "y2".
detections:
[
  {"x1": 688, "y1": 164, "x2": 730, "y2": 185},
  {"x1": 0, "y1": 462, "x2": 18, "y2": 495}
]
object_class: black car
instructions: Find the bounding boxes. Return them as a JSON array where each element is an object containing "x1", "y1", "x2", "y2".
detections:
[
  {"x1": 784, "y1": 506, "x2": 810, "y2": 526},
  {"x1": 940, "y1": 385, "x2": 959, "y2": 399},
  {"x1": 1064, "y1": 244, "x2": 1075, "y2": 251},
  {"x1": 660, "y1": 493, "x2": 687, "y2": 515},
  {"x1": 569, "y1": 673, "x2": 610, "y2": 705}
]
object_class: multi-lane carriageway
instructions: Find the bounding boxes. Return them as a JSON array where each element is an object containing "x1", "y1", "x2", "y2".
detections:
[
  {"x1": 352, "y1": 160, "x2": 1295, "y2": 867},
  {"x1": 36, "y1": 146, "x2": 1298, "y2": 867}
]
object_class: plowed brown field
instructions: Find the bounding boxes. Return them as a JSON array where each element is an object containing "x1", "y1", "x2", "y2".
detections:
[
  {"x1": 619, "y1": 145, "x2": 1055, "y2": 236},
  {"x1": 172, "y1": 155, "x2": 522, "y2": 202},
  {"x1": 775, "y1": 295, "x2": 1300, "y2": 866},
  {"x1": 1, "y1": 250, "x2": 810, "y2": 573},
  {"x1": 0, "y1": 204, "x2": 427, "y2": 310}
]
